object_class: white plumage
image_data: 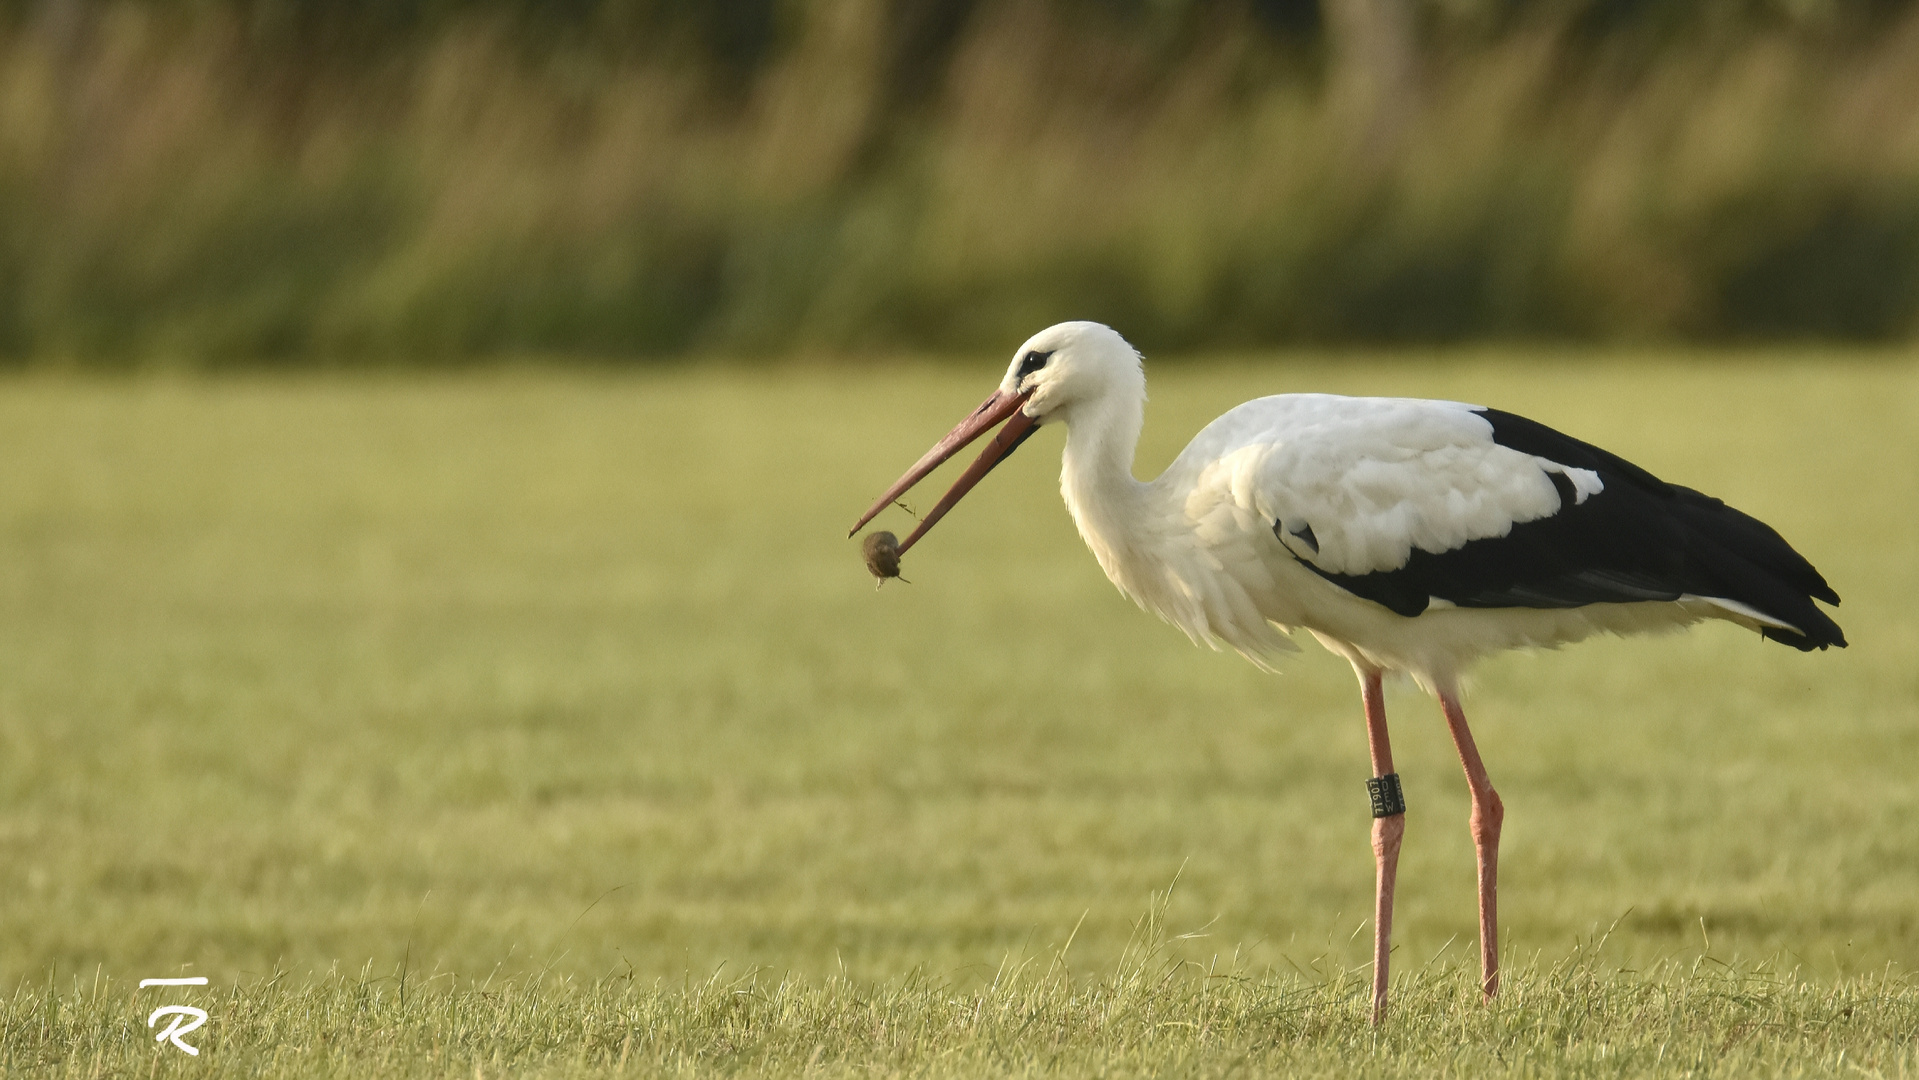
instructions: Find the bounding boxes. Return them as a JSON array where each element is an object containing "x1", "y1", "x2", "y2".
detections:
[
  {"x1": 967, "y1": 324, "x2": 1830, "y2": 691},
  {"x1": 1078, "y1": 391, "x2": 1626, "y2": 677},
  {"x1": 852, "y1": 320, "x2": 1843, "y2": 1022}
]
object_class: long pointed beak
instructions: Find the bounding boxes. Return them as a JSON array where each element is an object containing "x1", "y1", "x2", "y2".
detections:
[{"x1": 849, "y1": 388, "x2": 1039, "y2": 555}]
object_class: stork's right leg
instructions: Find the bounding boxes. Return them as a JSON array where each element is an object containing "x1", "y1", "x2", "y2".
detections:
[
  {"x1": 1358, "y1": 667, "x2": 1404, "y2": 1025},
  {"x1": 1438, "y1": 690, "x2": 1503, "y2": 1001}
]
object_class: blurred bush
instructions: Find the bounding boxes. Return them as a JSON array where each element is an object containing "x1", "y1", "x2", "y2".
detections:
[{"x1": 1, "y1": 0, "x2": 1917, "y2": 363}]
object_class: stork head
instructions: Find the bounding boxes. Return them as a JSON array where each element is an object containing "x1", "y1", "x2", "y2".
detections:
[
  {"x1": 996, "y1": 321, "x2": 1145, "y2": 428},
  {"x1": 849, "y1": 321, "x2": 1144, "y2": 557}
]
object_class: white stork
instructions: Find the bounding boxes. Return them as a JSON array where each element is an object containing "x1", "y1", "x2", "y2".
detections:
[{"x1": 849, "y1": 321, "x2": 1845, "y2": 1022}]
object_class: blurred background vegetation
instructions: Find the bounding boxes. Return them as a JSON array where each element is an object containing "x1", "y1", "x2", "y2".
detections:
[{"x1": 2, "y1": 0, "x2": 1918, "y2": 364}]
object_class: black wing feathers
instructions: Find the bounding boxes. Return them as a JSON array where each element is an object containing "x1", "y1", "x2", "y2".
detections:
[{"x1": 1298, "y1": 408, "x2": 1845, "y2": 651}]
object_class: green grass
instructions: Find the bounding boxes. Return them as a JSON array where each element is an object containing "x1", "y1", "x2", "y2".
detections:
[
  {"x1": 0, "y1": 351, "x2": 1915, "y2": 1075},
  {"x1": 10, "y1": 928, "x2": 1919, "y2": 1078}
]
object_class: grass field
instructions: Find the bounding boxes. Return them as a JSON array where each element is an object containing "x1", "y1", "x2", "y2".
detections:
[{"x1": 0, "y1": 352, "x2": 1914, "y2": 1076}]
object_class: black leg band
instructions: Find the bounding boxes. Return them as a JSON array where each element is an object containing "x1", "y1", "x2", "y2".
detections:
[{"x1": 1367, "y1": 773, "x2": 1406, "y2": 818}]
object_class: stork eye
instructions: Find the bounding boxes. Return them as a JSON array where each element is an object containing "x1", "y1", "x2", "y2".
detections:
[{"x1": 1017, "y1": 350, "x2": 1054, "y2": 379}]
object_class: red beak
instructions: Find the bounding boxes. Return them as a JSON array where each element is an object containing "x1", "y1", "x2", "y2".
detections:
[{"x1": 849, "y1": 388, "x2": 1039, "y2": 555}]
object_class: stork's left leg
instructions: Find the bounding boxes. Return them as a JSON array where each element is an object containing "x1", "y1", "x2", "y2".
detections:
[
  {"x1": 1438, "y1": 691, "x2": 1504, "y2": 1000},
  {"x1": 1358, "y1": 668, "x2": 1403, "y2": 1025}
]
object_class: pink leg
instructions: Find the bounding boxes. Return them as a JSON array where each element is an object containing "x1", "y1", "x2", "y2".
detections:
[
  {"x1": 1359, "y1": 668, "x2": 1403, "y2": 1025},
  {"x1": 1438, "y1": 691, "x2": 1504, "y2": 1001}
]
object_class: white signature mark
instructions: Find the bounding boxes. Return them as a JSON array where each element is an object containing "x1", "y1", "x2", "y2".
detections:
[{"x1": 139, "y1": 978, "x2": 209, "y2": 1056}]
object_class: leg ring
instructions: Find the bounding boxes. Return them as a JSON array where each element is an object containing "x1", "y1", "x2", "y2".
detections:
[{"x1": 1367, "y1": 773, "x2": 1406, "y2": 818}]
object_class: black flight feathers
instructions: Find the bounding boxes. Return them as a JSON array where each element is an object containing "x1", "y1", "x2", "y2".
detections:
[{"x1": 1291, "y1": 408, "x2": 1846, "y2": 651}]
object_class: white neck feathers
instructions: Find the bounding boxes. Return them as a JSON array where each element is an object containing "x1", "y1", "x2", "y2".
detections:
[{"x1": 1057, "y1": 382, "x2": 1160, "y2": 593}]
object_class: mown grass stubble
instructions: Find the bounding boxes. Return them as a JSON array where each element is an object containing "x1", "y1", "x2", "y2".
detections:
[{"x1": 0, "y1": 353, "x2": 1913, "y2": 1075}]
